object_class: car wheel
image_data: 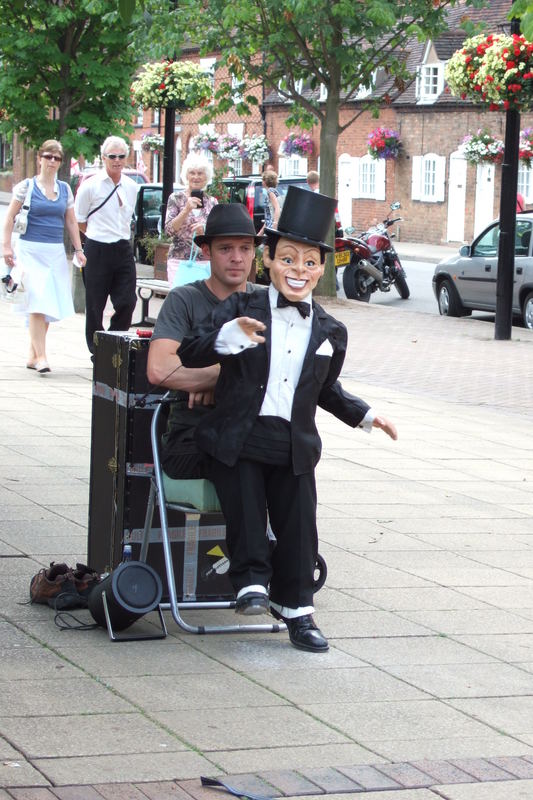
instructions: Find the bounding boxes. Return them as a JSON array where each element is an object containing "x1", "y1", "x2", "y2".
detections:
[
  {"x1": 523, "y1": 291, "x2": 533, "y2": 329},
  {"x1": 438, "y1": 278, "x2": 464, "y2": 317}
]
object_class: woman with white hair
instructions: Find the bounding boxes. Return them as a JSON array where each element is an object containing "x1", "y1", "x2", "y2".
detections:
[{"x1": 164, "y1": 152, "x2": 217, "y2": 285}]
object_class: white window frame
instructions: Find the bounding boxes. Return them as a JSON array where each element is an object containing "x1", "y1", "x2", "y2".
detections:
[
  {"x1": 351, "y1": 154, "x2": 385, "y2": 200},
  {"x1": 152, "y1": 108, "x2": 160, "y2": 126},
  {"x1": 411, "y1": 153, "x2": 446, "y2": 202},
  {"x1": 416, "y1": 63, "x2": 444, "y2": 104},
  {"x1": 278, "y1": 155, "x2": 308, "y2": 177},
  {"x1": 231, "y1": 74, "x2": 244, "y2": 103},
  {"x1": 319, "y1": 84, "x2": 328, "y2": 102},
  {"x1": 135, "y1": 106, "x2": 144, "y2": 127},
  {"x1": 200, "y1": 57, "x2": 216, "y2": 103},
  {"x1": 518, "y1": 164, "x2": 533, "y2": 204}
]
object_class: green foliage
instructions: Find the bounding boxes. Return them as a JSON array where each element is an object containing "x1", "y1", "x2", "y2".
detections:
[
  {"x1": 511, "y1": 0, "x2": 533, "y2": 41},
  {"x1": 0, "y1": 0, "x2": 144, "y2": 163}
]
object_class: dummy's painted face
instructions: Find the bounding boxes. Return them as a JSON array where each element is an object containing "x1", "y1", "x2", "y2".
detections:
[{"x1": 264, "y1": 238, "x2": 324, "y2": 302}]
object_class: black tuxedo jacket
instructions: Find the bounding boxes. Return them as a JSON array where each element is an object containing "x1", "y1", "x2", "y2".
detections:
[{"x1": 178, "y1": 290, "x2": 370, "y2": 475}]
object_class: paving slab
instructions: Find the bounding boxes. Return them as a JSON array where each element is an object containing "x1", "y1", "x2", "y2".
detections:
[
  {"x1": 436, "y1": 778, "x2": 533, "y2": 798},
  {"x1": 31, "y1": 751, "x2": 219, "y2": 786},
  {"x1": 2, "y1": 294, "x2": 533, "y2": 796}
]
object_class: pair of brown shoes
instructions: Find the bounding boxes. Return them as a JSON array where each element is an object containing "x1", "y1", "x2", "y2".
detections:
[{"x1": 30, "y1": 562, "x2": 100, "y2": 610}]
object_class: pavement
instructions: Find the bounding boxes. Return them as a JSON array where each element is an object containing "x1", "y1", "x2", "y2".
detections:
[{"x1": 3, "y1": 190, "x2": 533, "y2": 798}]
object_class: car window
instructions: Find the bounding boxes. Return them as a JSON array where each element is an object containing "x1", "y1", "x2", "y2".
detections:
[
  {"x1": 515, "y1": 220, "x2": 532, "y2": 256},
  {"x1": 472, "y1": 224, "x2": 499, "y2": 258},
  {"x1": 143, "y1": 188, "x2": 162, "y2": 215}
]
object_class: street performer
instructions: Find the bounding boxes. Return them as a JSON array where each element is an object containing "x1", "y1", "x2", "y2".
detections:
[{"x1": 178, "y1": 187, "x2": 397, "y2": 652}]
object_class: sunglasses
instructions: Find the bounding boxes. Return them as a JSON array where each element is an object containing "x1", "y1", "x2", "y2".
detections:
[
  {"x1": 41, "y1": 153, "x2": 62, "y2": 162},
  {"x1": 105, "y1": 153, "x2": 126, "y2": 160}
]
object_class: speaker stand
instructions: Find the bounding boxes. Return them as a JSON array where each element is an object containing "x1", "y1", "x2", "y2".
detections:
[{"x1": 101, "y1": 592, "x2": 167, "y2": 642}]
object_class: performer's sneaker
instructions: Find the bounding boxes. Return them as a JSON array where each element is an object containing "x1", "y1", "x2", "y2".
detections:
[
  {"x1": 271, "y1": 609, "x2": 329, "y2": 652},
  {"x1": 235, "y1": 592, "x2": 269, "y2": 615}
]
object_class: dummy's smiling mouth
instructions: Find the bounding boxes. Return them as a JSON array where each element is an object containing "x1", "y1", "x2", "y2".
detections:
[{"x1": 286, "y1": 278, "x2": 307, "y2": 289}]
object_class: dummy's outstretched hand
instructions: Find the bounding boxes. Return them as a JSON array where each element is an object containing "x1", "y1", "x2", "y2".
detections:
[
  {"x1": 372, "y1": 415, "x2": 398, "y2": 440},
  {"x1": 237, "y1": 317, "x2": 266, "y2": 344}
]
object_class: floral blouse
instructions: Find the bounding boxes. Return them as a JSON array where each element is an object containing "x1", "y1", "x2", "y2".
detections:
[{"x1": 164, "y1": 190, "x2": 217, "y2": 260}]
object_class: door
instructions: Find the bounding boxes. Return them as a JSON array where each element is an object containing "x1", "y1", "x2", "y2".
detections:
[
  {"x1": 474, "y1": 164, "x2": 495, "y2": 237},
  {"x1": 446, "y1": 150, "x2": 467, "y2": 242},
  {"x1": 337, "y1": 153, "x2": 353, "y2": 230}
]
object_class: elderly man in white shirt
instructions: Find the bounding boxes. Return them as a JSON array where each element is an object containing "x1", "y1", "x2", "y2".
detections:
[{"x1": 74, "y1": 135, "x2": 139, "y2": 356}]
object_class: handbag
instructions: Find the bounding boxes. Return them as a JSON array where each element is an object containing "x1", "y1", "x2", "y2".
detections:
[
  {"x1": 13, "y1": 178, "x2": 34, "y2": 235},
  {"x1": 172, "y1": 236, "x2": 211, "y2": 287}
]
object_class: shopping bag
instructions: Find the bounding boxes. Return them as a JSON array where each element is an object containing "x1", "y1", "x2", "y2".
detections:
[{"x1": 172, "y1": 237, "x2": 210, "y2": 287}]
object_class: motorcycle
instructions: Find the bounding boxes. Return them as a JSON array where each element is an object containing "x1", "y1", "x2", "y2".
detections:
[{"x1": 334, "y1": 202, "x2": 410, "y2": 302}]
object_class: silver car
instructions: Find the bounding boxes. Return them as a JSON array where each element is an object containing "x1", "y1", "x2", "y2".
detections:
[{"x1": 432, "y1": 214, "x2": 533, "y2": 329}]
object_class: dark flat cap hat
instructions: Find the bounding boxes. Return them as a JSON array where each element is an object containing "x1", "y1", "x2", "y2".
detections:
[
  {"x1": 265, "y1": 185, "x2": 337, "y2": 252},
  {"x1": 195, "y1": 203, "x2": 264, "y2": 246}
]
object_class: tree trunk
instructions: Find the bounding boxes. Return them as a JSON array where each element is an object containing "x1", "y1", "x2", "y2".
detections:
[{"x1": 315, "y1": 86, "x2": 340, "y2": 297}]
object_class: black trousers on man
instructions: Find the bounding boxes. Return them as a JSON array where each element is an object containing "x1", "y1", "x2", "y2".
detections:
[
  {"x1": 83, "y1": 238, "x2": 136, "y2": 354},
  {"x1": 208, "y1": 417, "x2": 318, "y2": 610}
]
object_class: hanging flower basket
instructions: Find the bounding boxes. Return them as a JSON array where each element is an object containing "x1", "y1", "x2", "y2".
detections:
[
  {"x1": 460, "y1": 130, "x2": 504, "y2": 165},
  {"x1": 131, "y1": 60, "x2": 212, "y2": 110},
  {"x1": 367, "y1": 127, "x2": 401, "y2": 160},
  {"x1": 279, "y1": 132, "x2": 313, "y2": 157},
  {"x1": 217, "y1": 134, "x2": 243, "y2": 161},
  {"x1": 445, "y1": 33, "x2": 533, "y2": 111},
  {"x1": 141, "y1": 133, "x2": 164, "y2": 153},
  {"x1": 520, "y1": 128, "x2": 533, "y2": 168},
  {"x1": 192, "y1": 131, "x2": 220, "y2": 154},
  {"x1": 241, "y1": 134, "x2": 270, "y2": 163}
]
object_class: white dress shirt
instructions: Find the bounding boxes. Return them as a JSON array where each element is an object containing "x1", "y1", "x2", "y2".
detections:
[
  {"x1": 74, "y1": 170, "x2": 139, "y2": 243},
  {"x1": 216, "y1": 284, "x2": 374, "y2": 429}
]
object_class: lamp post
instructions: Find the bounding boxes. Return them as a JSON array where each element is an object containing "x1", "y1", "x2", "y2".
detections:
[
  {"x1": 161, "y1": 105, "x2": 176, "y2": 231},
  {"x1": 495, "y1": 17, "x2": 521, "y2": 340}
]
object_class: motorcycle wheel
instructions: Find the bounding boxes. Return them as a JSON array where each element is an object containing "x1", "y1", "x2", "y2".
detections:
[
  {"x1": 393, "y1": 269, "x2": 410, "y2": 299},
  {"x1": 342, "y1": 263, "x2": 371, "y2": 302}
]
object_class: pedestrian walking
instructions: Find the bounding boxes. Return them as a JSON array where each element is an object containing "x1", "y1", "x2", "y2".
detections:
[
  {"x1": 2, "y1": 138, "x2": 86, "y2": 374},
  {"x1": 74, "y1": 135, "x2": 139, "y2": 357}
]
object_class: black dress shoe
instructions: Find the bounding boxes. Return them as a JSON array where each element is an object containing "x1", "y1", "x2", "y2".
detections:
[
  {"x1": 271, "y1": 610, "x2": 329, "y2": 652},
  {"x1": 235, "y1": 592, "x2": 269, "y2": 616}
]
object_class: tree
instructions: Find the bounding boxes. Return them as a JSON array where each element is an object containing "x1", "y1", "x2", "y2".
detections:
[
  {"x1": 0, "y1": 0, "x2": 142, "y2": 178},
  {"x1": 174, "y1": 0, "x2": 486, "y2": 295},
  {"x1": 511, "y1": 0, "x2": 533, "y2": 39}
]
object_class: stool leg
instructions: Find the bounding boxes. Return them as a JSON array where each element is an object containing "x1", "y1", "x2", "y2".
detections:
[{"x1": 140, "y1": 479, "x2": 156, "y2": 562}]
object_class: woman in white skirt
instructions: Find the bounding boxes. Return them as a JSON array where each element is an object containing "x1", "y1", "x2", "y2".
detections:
[{"x1": 2, "y1": 139, "x2": 86, "y2": 373}]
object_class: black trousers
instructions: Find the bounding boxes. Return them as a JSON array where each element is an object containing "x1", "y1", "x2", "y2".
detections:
[
  {"x1": 83, "y1": 238, "x2": 137, "y2": 353},
  {"x1": 209, "y1": 457, "x2": 318, "y2": 610}
]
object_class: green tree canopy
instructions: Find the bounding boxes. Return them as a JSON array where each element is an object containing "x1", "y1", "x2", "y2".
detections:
[
  {"x1": 0, "y1": 0, "x2": 144, "y2": 175},
  {"x1": 176, "y1": 0, "x2": 485, "y2": 294}
]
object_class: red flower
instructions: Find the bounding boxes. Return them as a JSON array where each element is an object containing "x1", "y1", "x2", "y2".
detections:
[
  {"x1": 504, "y1": 100, "x2": 510, "y2": 109},
  {"x1": 524, "y1": 72, "x2": 533, "y2": 79},
  {"x1": 461, "y1": 92, "x2": 467, "y2": 100},
  {"x1": 506, "y1": 61, "x2": 516, "y2": 69},
  {"x1": 465, "y1": 55, "x2": 473, "y2": 64},
  {"x1": 489, "y1": 103, "x2": 499, "y2": 111},
  {"x1": 485, "y1": 75, "x2": 494, "y2": 83},
  {"x1": 509, "y1": 84, "x2": 522, "y2": 92},
  {"x1": 159, "y1": 83, "x2": 166, "y2": 90}
]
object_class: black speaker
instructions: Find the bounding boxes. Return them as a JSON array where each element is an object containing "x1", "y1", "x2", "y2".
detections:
[{"x1": 88, "y1": 561, "x2": 163, "y2": 631}]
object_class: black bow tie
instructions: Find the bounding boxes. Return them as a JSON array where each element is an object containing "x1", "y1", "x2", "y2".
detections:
[{"x1": 277, "y1": 294, "x2": 311, "y2": 318}]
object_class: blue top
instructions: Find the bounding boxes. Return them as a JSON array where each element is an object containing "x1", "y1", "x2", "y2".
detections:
[{"x1": 22, "y1": 179, "x2": 69, "y2": 244}]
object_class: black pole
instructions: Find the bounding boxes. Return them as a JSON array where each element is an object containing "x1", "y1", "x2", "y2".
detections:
[
  {"x1": 495, "y1": 17, "x2": 521, "y2": 340},
  {"x1": 161, "y1": 105, "x2": 176, "y2": 232}
]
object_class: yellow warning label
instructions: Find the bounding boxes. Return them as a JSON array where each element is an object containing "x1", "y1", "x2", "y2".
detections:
[{"x1": 207, "y1": 545, "x2": 225, "y2": 558}]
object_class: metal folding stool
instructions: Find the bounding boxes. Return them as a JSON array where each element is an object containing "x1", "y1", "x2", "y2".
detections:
[{"x1": 140, "y1": 393, "x2": 286, "y2": 635}]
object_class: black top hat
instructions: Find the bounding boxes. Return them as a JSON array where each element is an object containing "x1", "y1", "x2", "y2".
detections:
[
  {"x1": 265, "y1": 185, "x2": 337, "y2": 252},
  {"x1": 195, "y1": 203, "x2": 264, "y2": 246}
]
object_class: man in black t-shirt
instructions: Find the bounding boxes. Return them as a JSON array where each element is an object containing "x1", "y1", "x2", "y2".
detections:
[{"x1": 147, "y1": 204, "x2": 264, "y2": 478}]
